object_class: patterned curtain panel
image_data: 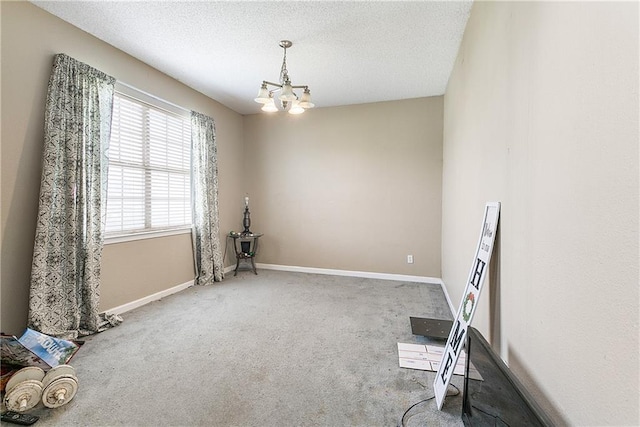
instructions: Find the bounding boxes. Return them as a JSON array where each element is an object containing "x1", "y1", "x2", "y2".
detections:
[
  {"x1": 191, "y1": 111, "x2": 224, "y2": 285},
  {"x1": 29, "y1": 54, "x2": 122, "y2": 339}
]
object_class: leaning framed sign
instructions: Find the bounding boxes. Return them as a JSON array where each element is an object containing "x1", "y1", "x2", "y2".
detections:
[{"x1": 434, "y1": 202, "x2": 501, "y2": 410}]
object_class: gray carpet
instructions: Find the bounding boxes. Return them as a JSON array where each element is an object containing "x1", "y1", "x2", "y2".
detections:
[{"x1": 24, "y1": 270, "x2": 464, "y2": 426}]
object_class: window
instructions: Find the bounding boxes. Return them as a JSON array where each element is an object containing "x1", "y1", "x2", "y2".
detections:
[{"x1": 105, "y1": 88, "x2": 192, "y2": 239}]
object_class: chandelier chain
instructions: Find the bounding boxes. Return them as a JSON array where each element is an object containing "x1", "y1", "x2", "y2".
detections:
[{"x1": 280, "y1": 45, "x2": 289, "y2": 85}]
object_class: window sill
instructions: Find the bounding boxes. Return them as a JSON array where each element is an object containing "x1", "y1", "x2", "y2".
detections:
[{"x1": 105, "y1": 227, "x2": 192, "y2": 245}]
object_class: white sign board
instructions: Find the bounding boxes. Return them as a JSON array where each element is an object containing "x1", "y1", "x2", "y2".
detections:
[{"x1": 433, "y1": 202, "x2": 500, "y2": 410}]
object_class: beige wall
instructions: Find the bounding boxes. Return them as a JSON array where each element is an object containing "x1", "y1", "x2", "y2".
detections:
[
  {"x1": 442, "y1": 1, "x2": 639, "y2": 425},
  {"x1": 0, "y1": 2, "x2": 245, "y2": 335},
  {"x1": 243, "y1": 98, "x2": 443, "y2": 277}
]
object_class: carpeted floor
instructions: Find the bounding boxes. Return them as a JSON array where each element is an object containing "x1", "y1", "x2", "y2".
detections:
[{"x1": 24, "y1": 269, "x2": 464, "y2": 426}]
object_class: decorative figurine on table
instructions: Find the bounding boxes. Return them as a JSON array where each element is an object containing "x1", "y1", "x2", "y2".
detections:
[{"x1": 242, "y1": 196, "x2": 252, "y2": 235}]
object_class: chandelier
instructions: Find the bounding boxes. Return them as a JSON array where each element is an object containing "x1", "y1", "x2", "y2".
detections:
[{"x1": 254, "y1": 40, "x2": 315, "y2": 114}]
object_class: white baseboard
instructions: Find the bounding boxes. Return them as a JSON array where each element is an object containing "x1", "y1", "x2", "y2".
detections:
[
  {"x1": 255, "y1": 263, "x2": 443, "y2": 285},
  {"x1": 103, "y1": 266, "x2": 456, "y2": 318},
  {"x1": 439, "y1": 279, "x2": 457, "y2": 316},
  {"x1": 256, "y1": 263, "x2": 457, "y2": 316},
  {"x1": 103, "y1": 279, "x2": 194, "y2": 316}
]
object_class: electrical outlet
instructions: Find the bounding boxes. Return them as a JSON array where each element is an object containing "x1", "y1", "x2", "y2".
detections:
[{"x1": 407, "y1": 255, "x2": 414, "y2": 264}]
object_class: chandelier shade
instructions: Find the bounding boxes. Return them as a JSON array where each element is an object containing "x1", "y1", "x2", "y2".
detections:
[
  {"x1": 298, "y1": 88, "x2": 315, "y2": 109},
  {"x1": 261, "y1": 98, "x2": 278, "y2": 112},
  {"x1": 288, "y1": 100, "x2": 305, "y2": 115},
  {"x1": 254, "y1": 40, "x2": 314, "y2": 114},
  {"x1": 279, "y1": 83, "x2": 296, "y2": 102},
  {"x1": 254, "y1": 84, "x2": 270, "y2": 104}
]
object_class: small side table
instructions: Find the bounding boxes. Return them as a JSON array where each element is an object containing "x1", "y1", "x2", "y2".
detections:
[{"x1": 228, "y1": 232, "x2": 263, "y2": 276}]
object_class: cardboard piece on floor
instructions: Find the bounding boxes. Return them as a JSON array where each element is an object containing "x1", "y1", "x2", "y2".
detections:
[{"x1": 397, "y1": 343, "x2": 482, "y2": 381}]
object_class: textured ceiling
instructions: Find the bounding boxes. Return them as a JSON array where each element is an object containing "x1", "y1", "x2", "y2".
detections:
[{"x1": 31, "y1": 1, "x2": 473, "y2": 115}]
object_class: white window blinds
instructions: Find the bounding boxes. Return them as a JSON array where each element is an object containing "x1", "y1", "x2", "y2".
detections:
[{"x1": 106, "y1": 92, "x2": 192, "y2": 237}]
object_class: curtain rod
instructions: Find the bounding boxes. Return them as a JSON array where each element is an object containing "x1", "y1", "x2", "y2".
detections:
[{"x1": 115, "y1": 80, "x2": 191, "y2": 114}]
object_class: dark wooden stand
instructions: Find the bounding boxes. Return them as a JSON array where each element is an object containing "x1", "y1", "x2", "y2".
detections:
[{"x1": 229, "y1": 232, "x2": 263, "y2": 276}]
